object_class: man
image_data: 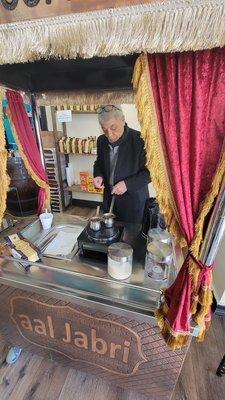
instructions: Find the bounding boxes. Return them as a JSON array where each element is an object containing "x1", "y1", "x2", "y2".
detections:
[{"x1": 93, "y1": 105, "x2": 150, "y2": 223}]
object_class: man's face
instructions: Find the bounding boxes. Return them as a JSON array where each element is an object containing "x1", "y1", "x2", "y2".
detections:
[{"x1": 100, "y1": 117, "x2": 125, "y2": 143}]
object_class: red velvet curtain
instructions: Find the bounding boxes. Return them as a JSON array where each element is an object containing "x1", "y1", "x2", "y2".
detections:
[
  {"x1": 6, "y1": 90, "x2": 49, "y2": 214},
  {"x1": 148, "y1": 48, "x2": 225, "y2": 345}
]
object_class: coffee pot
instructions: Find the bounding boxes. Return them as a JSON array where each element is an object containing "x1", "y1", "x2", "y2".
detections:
[{"x1": 141, "y1": 198, "x2": 166, "y2": 238}]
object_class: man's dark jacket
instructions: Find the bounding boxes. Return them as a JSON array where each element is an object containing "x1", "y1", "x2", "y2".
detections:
[{"x1": 93, "y1": 125, "x2": 150, "y2": 223}]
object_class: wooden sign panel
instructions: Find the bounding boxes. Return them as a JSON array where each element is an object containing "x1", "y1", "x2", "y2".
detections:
[
  {"x1": 11, "y1": 296, "x2": 145, "y2": 375},
  {"x1": 0, "y1": 284, "x2": 189, "y2": 399},
  {"x1": 0, "y1": 0, "x2": 155, "y2": 24}
]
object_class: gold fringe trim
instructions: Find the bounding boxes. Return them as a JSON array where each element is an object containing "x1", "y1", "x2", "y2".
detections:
[
  {"x1": 36, "y1": 90, "x2": 134, "y2": 107},
  {"x1": 199, "y1": 283, "x2": 213, "y2": 306},
  {"x1": 187, "y1": 151, "x2": 224, "y2": 342},
  {"x1": 0, "y1": 87, "x2": 10, "y2": 225},
  {"x1": 197, "y1": 320, "x2": 211, "y2": 342},
  {"x1": 7, "y1": 110, "x2": 50, "y2": 210},
  {"x1": 190, "y1": 149, "x2": 225, "y2": 258},
  {"x1": 156, "y1": 258, "x2": 214, "y2": 349},
  {"x1": 0, "y1": 2, "x2": 225, "y2": 65},
  {"x1": 155, "y1": 306, "x2": 189, "y2": 350},
  {"x1": 133, "y1": 55, "x2": 187, "y2": 247},
  {"x1": 190, "y1": 294, "x2": 199, "y2": 315},
  {"x1": 193, "y1": 272, "x2": 213, "y2": 336}
]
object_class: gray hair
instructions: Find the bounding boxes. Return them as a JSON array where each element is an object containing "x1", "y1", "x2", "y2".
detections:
[{"x1": 98, "y1": 105, "x2": 125, "y2": 125}]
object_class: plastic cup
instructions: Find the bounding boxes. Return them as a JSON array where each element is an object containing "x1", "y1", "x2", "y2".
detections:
[{"x1": 39, "y1": 213, "x2": 53, "y2": 230}]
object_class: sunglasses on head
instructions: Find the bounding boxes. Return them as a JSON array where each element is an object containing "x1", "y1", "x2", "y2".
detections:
[{"x1": 96, "y1": 105, "x2": 121, "y2": 114}]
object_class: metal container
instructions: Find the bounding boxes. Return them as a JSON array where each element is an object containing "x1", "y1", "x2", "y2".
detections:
[
  {"x1": 89, "y1": 217, "x2": 101, "y2": 232},
  {"x1": 108, "y1": 242, "x2": 133, "y2": 280},
  {"x1": 103, "y1": 212, "x2": 115, "y2": 228},
  {"x1": 147, "y1": 228, "x2": 172, "y2": 245},
  {"x1": 145, "y1": 241, "x2": 172, "y2": 281}
]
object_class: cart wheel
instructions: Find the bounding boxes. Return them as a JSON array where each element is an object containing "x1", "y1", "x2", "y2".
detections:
[
  {"x1": 216, "y1": 355, "x2": 225, "y2": 377},
  {"x1": 6, "y1": 346, "x2": 22, "y2": 365}
]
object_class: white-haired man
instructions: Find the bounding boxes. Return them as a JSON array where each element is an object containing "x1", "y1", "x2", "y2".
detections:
[{"x1": 93, "y1": 105, "x2": 150, "y2": 223}]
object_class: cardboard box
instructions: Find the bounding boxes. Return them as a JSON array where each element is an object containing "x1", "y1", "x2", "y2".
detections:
[
  {"x1": 79, "y1": 171, "x2": 89, "y2": 191},
  {"x1": 41, "y1": 131, "x2": 63, "y2": 149}
]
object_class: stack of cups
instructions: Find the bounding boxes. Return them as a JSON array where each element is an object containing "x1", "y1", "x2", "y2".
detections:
[{"x1": 39, "y1": 212, "x2": 53, "y2": 230}]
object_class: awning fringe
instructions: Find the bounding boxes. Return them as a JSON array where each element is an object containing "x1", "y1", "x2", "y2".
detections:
[{"x1": 0, "y1": 1, "x2": 224, "y2": 65}]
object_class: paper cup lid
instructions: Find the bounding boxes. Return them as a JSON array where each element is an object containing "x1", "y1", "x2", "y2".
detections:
[{"x1": 108, "y1": 242, "x2": 133, "y2": 262}]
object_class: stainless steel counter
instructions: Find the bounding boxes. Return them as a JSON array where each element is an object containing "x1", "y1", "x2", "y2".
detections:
[{"x1": 0, "y1": 214, "x2": 182, "y2": 322}]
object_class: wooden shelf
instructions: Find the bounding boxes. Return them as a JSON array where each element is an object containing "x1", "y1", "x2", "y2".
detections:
[
  {"x1": 65, "y1": 185, "x2": 103, "y2": 195},
  {"x1": 59, "y1": 152, "x2": 97, "y2": 156},
  {"x1": 72, "y1": 111, "x2": 97, "y2": 115}
]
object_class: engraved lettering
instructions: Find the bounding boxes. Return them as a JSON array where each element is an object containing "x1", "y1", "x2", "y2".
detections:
[
  {"x1": 91, "y1": 329, "x2": 107, "y2": 355},
  {"x1": 19, "y1": 314, "x2": 33, "y2": 331},
  {"x1": 47, "y1": 315, "x2": 54, "y2": 338},
  {"x1": 34, "y1": 319, "x2": 47, "y2": 336},
  {"x1": 123, "y1": 341, "x2": 131, "y2": 363},
  {"x1": 110, "y1": 343, "x2": 122, "y2": 359},
  {"x1": 11, "y1": 297, "x2": 147, "y2": 376},
  {"x1": 74, "y1": 331, "x2": 88, "y2": 349},
  {"x1": 62, "y1": 322, "x2": 71, "y2": 343}
]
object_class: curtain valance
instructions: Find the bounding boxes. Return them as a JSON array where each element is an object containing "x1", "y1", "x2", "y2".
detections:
[{"x1": 0, "y1": 1, "x2": 224, "y2": 65}]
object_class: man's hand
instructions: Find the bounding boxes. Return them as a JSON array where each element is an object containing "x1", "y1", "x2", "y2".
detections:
[
  {"x1": 111, "y1": 181, "x2": 127, "y2": 195},
  {"x1": 93, "y1": 176, "x2": 104, "y2": 189}
]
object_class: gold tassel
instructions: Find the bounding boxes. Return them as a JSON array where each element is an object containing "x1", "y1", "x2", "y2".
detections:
[
  {"x1": 199, "y1": 285, "x2": 213, "y2": 307},
  {"x1": 132, "y1": 54, "x2": 186, "y2": 248},
  {"x1": 190, "y1": 294, "x2": 199, "y2": 315},
  {"x1": 0, "y1": 87, "x2": 10, "y2": 225},
  {"x1": 197, "y1": 320, "x2": 211, "y2": 342},
  {"x1": 189, "y1": 254, "x2": 214, "y2": 340},
  {"x1": 190, "y1": 150, "x2": 225, "y2": 257}
]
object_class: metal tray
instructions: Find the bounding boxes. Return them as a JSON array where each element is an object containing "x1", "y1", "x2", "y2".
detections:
[{"x1": 34, "y1": 224, "x2": 84, "y2": 261}]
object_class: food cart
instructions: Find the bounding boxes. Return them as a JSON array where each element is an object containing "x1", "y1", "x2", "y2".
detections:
[{"x1": 0, "y1": 1, "x2": 224, "y2": 399}]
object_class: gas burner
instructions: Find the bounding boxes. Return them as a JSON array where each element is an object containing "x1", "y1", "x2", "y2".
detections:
[
  {"x1": 86, "y1": 223, "x2": 120, "y2": 244},
  {"x1": 77, "y1": 223, "x2": 124, "y2": 260}
]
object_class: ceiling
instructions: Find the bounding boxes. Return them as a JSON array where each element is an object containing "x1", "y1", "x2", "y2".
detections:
[{"x1": 0, "y1": 54, "x2": 139, "y2": 93}]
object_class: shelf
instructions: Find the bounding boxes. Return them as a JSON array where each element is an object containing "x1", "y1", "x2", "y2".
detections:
[
  {"x1": 72, "y1": 111, "x2": 97, "y2": 115},
  {"x1": 59, "y1": 152, "x2": 97, "y2": 156},
  {"x1": 65, "y1": 185, "x2": 103, "y2": 195}
]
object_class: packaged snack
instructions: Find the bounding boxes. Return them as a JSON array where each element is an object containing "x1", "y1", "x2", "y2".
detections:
[
  {"x1": 71, "y1": 138, "x2": 76, "y2": 153},
  {"x1": 5, "y1": 233, "x2": 41, "y2": 263},
  {"x1": 84, "y1": 139, "x2": 89, "y2": 154},
  {"x1": 78, "y1": 139, "x2": 83, "y2": 154},
  {"x1": 58, "y1": 137, "x2": 66, "y2": 153},
  {"x1": 65, "y1": 137, "x2": 71, "y2": 153},
  {"x1": 79, "y1": 171, "x2": 89, "y2": 191},
  {"x1": 87, "y1": 175, "x2": 103, "y2": 194}
]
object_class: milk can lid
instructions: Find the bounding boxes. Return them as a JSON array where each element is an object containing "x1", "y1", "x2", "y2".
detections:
[{"x1": 108, "y1": 242, "x2": 133, "y2": 262}]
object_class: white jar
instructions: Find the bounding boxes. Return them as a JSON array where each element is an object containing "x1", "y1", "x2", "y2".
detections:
[{"x1": 108, "y1": 242, "x2": 133, "y2": 280}]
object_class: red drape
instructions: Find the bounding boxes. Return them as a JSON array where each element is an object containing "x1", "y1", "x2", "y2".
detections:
[
  {"x1": 148, "y1": 48, "x2": 225, "y2": 341},
  {"x1": 6, "y1": 90, "x2": 48, "y2": 214}
]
